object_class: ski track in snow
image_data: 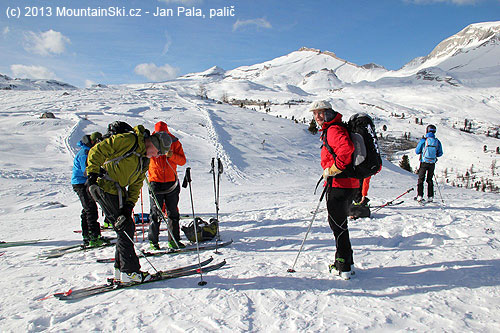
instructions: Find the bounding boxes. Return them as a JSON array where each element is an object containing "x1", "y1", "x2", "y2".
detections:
[{"x1": 0, "y1": 88, "x2": 499, "y2": 332}]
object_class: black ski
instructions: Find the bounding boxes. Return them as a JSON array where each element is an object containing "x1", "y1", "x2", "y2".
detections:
[
  {"x1": 96, "y1": 239, "x2": 233, "y2": 263},
  {"x1": 52, "y1": 259, "x2": 226, "y2": 300},
  {"x1": 39, "y1": 239, "x2": 116, "y2": 259}
]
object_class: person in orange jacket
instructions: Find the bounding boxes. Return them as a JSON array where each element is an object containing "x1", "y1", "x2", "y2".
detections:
[{"x1": 147, "y1": 121, "x2": 186, "y2": 250}]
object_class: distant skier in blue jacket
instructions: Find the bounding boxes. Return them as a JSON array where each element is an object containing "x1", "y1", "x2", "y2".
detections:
[
  {"x1": 415, "y1": 125, "x2": 443, "y2": 202},
  {"x1": 71, "y1": 132, "x2": 103, "y2": 245}
]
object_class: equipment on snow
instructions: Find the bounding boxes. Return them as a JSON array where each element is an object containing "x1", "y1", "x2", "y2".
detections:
[
  {"x1": 96, "y1": 239, "x2": 233, "y2": 263},
  {"x1": 322, "y1": 113, "x2": 382, "y2": 180},
  {"x1": 43, "y1": 258, "x2": 225, "y2": 301},
  {"x1": 0, "y1": 239, "x2": 46, "y2": 248},
  {"x1": 433, "y1": 174, "x2": 445, "y2": 204},
  {"x1": 38, "y1": 239, "x2": 116, "y2": 259},
  {"x1": 134, "y1": 213, "x2": 150, "y2": 224},
  {"x1": 181, "y1": 217, "x2": 218, "y2": 243},
  {"x1": 348, "y1": 204, "x2": 371, "y2": 219},
  {"x1": 371, "y1": 188, "x2": 413, "y2": 213},
  {"x1": 288, "y1": 179, "x2": 330, "y2": 273},
  {"x1": 182, "y1": 167, "x2": 207, "y2": 286},
  {"x1": 210, "y1": 157, "x2": 223, "y2": 241}
]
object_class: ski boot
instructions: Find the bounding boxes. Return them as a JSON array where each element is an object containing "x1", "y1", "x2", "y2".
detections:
[
  {"x1": 120, "y1": 271, "x2": 154, "y2": 284},
  {"x1": 167, "y1": 240, "x2": 186, "y2": 249},
  {"x1": 149, "y1": 242, "x2": 161, "y2": 251}
]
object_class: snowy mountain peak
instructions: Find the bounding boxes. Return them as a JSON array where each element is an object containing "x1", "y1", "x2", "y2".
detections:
[
  {"x1": 402, "y1": 21, "x2": 500, "y2": 73},
  {"x1": 0, "y1": 73, "x2": 76, "y2": 91}
]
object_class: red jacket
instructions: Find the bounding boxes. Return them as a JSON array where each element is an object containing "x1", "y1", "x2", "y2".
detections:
[
  {"x1": 148, "y1": 122, "x2": 186, "y2": 183},
  {"x1": 320, "y1": 114, "x2": 359, "y2": 189}
]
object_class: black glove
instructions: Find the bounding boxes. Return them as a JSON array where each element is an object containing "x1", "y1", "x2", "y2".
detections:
[
  {"x1": 121, "y1": 202, "x2": 135, "y2": 218},
  {"x1": 114, "y1": 202, "x2": 135, "y2": 232},
  {"x1": 85, "y1": 173, "x2": 99, "y2": 187}
]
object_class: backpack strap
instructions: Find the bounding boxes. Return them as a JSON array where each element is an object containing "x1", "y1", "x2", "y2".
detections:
[
  {"x1": 103, "y1": 133, "x2": 140, "y2": 166},
  {"x1": 321, "y1": 122, "x2": 355, "y2": 179}
]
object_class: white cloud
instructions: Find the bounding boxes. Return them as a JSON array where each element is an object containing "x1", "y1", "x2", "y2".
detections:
[
  {"x1": 24, "y1": 29, "x2": 70, "y2": 56},
  {"x1": 10, "y1": 64, "x2": 57, "y2": 80},
  {"x1": 406, "y1": 0, "x2": 480, "y2": 4},
  {"x1": 134, "y1": 63, "x2": 179, "y2": 81},
  {"x1": 233, "y1": 18, "x2": 272, "y2": 32},
  {"x1": 2, "y1": 27, "x2": 9, "y2": 36},
  {"x1": 85, "y1": 80, "x2": 95, "y2": 88},
  {"x1": 162, "y1": 32, "x2": 172, "y2": 55}
]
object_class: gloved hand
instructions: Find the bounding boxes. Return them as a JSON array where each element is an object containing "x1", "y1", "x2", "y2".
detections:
[
  {"x1": 114, "y1": 202, "x2": 135, "y2": 232},
  {"x1": 121, "y1": 202, "x2": 135, "y2": 218},
  {"x1": 323, "y1": 164, "x2": 342, "y2": 179},
  {"x1": 85, "y1": 173, "x2": 99, "y2": 187},
  {"x1": 165, "y1": 150, "x2": 173, "y2": 158}
]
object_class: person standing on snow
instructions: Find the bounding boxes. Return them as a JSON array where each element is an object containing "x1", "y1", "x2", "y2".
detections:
[
  {"x1": 147, "y1": 121, "x2": 186, "y2": 250},
  {"x1": 415, "y1": 124, "x2": 443, "y2": 203},
  {"x1": 86, "y1": 125, "x2": 172, "y2": 283},
  {"x1": 311, "y1": 100, "x2": 359, "y2": 280},
  {"x1": 71, "y1": 132, "x2": 105, "y2": 246}
]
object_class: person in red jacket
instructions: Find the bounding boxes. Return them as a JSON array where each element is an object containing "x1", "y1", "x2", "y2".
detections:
[
  {"x1": 311, "y1": 100, "x2": 359, "y2": 280},
  {"x1": 148, "y1": 121, "x2": 187, "y2": 250}
]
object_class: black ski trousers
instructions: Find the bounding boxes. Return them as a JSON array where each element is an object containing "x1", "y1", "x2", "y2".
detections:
[
  {"x1": 417, "y1": 162, "x2": 435, "y2": 198},
  {"x1": 326, "y1": 187, "x2": 357, "y2": 272},
  {"x1": 98, "y1": 191, "x2": 140, "y2": 273},
  {"x1": 148, "y1": 181, "x2": 181, "y2": 244},
  {"x1": 72, "y1": 184, "x2": 100, "y2": 239}
]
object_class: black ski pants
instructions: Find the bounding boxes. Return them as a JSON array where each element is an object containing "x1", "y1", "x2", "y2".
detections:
[
  {"x1": 72, "y1": 184, "x2": 101, "y2": 239},
  {"x1": 148, "y1": 181, "x2": 181, "y2": 244},
  {"x1": 417, "y1": 162, "x2": 435, "y2": 198},
  {"x1": 326, "y1": 187, "x2": 357, "y2": 272},
  {"x1": 97, "y1": 191, "x2": 140, "y2": 273}
]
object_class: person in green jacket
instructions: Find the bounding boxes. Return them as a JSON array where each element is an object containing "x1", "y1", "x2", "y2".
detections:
[{"x1": 86, "y1": 125, "x2": 172, "y2": 283}]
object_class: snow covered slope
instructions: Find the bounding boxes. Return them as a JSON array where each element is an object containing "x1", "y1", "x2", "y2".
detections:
[
  {"x1": 0, "y1": 86, "x2": 499, "y2": 332},
  {"x1": 0, "y1": 74, "x2": 77, "y2": 91}
]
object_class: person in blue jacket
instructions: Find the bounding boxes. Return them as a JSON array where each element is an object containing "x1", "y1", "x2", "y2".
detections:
[
  {"x1": 415, "y1": 124, "x2": 443, "y2": 202},
  {"x1": 71, "y1": 132, "x2": 104, "y2": 246}
]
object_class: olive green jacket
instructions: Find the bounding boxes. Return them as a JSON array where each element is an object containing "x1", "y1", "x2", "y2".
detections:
[{"x1": 87, "y1": 125, "x2": 150, "y2": 206}]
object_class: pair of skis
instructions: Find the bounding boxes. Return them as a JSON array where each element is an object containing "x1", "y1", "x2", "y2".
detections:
[
  {"x1": 41, "y1": 257, "x2": 226, "y2": 301},
  {"x1": 96, "y1": 239, "x2": 233, "y2": 263}
]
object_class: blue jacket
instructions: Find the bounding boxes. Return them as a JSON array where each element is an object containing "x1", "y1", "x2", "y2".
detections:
[
  {"x1": 415, "y1": 132, "x2": 443, "y2": 163},
  {"x1": 71, "y1": 141, "x2": 91, "y2": 184}
]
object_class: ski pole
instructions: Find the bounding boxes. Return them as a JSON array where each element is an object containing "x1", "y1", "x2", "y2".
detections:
[
  {"x1": 433, "y1": 174, "x2": 445, "y2": 204},
  {"x1": 214, "y1": 158, "x2": 223, "y2": 254},
  {"x1": 182, "y1": 167, "x2": 207, "y2": 286},
  {"x1": 372, "y1": 188, "x2": 413, "y2": 213},
  {"x1": 145, "y1": 178, "x2": 180, "y2": 249},
  {"x1": 288, "y1": 180, "x2": 329, "y2": 273}
]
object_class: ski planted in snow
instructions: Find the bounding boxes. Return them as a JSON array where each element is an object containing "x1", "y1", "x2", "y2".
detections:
[
  {"x1": 52, "y1": 259, "x2": 226, "y2": 300},
  {"x1": 96, "y1": 239, "x2": 233, "y2": 263}
]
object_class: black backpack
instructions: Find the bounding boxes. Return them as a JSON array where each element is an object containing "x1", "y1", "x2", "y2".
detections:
[
  {"x1": 102, "y1": 121, "x2": 135, "y2": 139},
  {"x1": 322, "y1": 113, "x2": 382, "y2": 179},
  {"x1": 181, "y1": 217, "x2": 218, "y2": 243},
  {"x1": 101, "y1": 121, "x2": 146, "y2": 166}
]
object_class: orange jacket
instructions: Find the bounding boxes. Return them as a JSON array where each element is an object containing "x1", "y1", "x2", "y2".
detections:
[{"x1": 148, "y1": 121, "x2": 186, "y2": 183}]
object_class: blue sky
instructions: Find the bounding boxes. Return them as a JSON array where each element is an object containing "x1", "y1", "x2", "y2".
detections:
[{"x1": 1, "y1": 0, "x2": 499, "y2": 87}]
